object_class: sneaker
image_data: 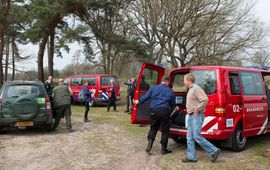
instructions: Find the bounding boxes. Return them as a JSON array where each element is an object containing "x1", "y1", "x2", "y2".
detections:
[
  {"x1": 84, "y1": 118, "x2": 91, "y2": 122},
  {"x1": 181, "y1": 158, "x2": 197, "y2": 163},
  {"x1": 211, "y1": 148, "x2": 221, "y2": 163}
]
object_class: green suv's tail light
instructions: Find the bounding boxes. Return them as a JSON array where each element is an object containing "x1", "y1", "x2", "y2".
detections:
[{"x1": 46, "y1": 97, "x2": 52, "y2": 115}]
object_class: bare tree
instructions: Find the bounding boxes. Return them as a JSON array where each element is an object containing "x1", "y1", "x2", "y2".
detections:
[{"x1": 128, "y1": 0, "x2": 266, "y2": 67}]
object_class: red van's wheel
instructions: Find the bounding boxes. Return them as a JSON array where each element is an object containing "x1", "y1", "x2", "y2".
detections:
[{"x1": 232, "y1": 123, "x2": 247, "y2": 152}]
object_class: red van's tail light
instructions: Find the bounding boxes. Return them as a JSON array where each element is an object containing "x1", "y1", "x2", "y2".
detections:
[
  {"x1": 215, "y1": 107, "x2": 225, "y2": 116},
  {"x1": 46, "y1": 97, "x2": 52, "y2": 115}
]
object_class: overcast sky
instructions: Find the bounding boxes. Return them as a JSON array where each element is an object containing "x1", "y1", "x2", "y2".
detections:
[{"x1": 17, "y1": 0, "x2": 270, "y2": 71}]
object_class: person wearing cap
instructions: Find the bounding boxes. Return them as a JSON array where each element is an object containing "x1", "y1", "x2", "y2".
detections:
[
  {"x1": 52, "y1": 79, "x2": 73, "y2": 132},
  {"x1": 134, "y1": 76, "x2": 176, "y2": 155}
]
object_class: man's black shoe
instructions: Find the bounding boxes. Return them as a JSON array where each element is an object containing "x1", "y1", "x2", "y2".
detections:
[
  {"x1": 124, "y1": 110, "x2": 129, "y2": 113},
  {"x1": 211, "y1": 148, "x2": 221, "y2": 163},
  {"x1": 161, "y1": 149, "x2": 172, "y2": 155},
  {"x1": 145, "y1": 139, "x2": 154, "y2": 153},
  {"x1": 161, "y1": 144, "x2": 172, "y2": 155},
  {"x1": 181, "y1": 158, "x2": 197, "y2": 163}
]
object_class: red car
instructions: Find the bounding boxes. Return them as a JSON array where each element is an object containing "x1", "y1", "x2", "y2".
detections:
[
  {"x1": 132, "y1": 63, "x2": 270, "y2": 152},
  {"x1": 63, "y1": 74, "x2": 120, "y2": 106}
]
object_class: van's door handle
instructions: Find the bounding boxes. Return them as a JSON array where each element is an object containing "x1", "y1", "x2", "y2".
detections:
[{"x1": 261, "y1": 97, "x2": 266, "y2": 101}]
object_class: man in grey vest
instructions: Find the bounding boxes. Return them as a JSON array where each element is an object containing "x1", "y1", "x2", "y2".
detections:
[{"x1": 52, "y1": 79, "x2": 73, "y2": 132}]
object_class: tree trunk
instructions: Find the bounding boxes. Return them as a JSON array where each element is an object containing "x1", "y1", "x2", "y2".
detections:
[
  {"x1": 48, "y1": 31, "x2": 55, "y2": 78},
  {"x1": 12, "y1": 35, "x2": 15, "y2": 80},
  {"x1": 0, "y1": 31, "x2": 4, "y2": 86},
  {"x1": 38, "y1": 36, "x2": 48, "y2": 83},
  {"x1": 37, "y1": 14, "x2": 61, "y2": 82},
  {"x1": 5, "y1": 36, "x2": 9, "y2": 81}
]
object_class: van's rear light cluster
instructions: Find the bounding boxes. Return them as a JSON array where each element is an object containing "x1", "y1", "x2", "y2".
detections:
[
  {"x1": 46, "y1": 98, "x2": 52, "y2": 115},
  {"x1": 215, "y1": 107, "x2": 225, "y2": 116}
]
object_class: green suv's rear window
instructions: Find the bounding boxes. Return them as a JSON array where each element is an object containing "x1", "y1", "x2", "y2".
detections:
[{"x1": 4, "y1": 85, "x2": 46, "y2": 98}]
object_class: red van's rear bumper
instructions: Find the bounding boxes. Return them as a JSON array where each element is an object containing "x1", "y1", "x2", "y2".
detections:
[{"x1": 169, "y1": 128, "x2": 232, "y2": 140}]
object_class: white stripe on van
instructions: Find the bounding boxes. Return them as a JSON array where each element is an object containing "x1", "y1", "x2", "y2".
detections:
[
  {"x1": 206, "y1": 122, "x2": 218, "y2": 133},
  {"x1": 202, "y1": 116, "x2": 215, "y2": 128},
  {"x1": 257, "y1": 117, "x2": 268, "y2": 135}
]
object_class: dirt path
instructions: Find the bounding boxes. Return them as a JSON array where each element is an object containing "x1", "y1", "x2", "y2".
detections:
[{"x1": 0, "y1": 108, "x2": 270, "y2": 170}]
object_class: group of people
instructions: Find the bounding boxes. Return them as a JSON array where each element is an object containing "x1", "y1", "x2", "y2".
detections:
[
  {"x1": 44, "y1": 76, "x2": 120, "y2": 132},
  {"x1": 134, "y1": 74, "x2": 221, "y2": 163},
  {"x1": 44, "y1": 73, "x2": 221, "y2": 163}
]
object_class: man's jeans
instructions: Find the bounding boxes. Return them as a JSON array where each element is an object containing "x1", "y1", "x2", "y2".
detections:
[{"x1": 187, "y1": 113, "x2": 217, "y2": 160}]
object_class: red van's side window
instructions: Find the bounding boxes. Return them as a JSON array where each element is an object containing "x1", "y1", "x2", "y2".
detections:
[
  {"x1": 82, "y1": 77, "x2": 96, "y2": 86},
  {"x1": 229, "y1": 73, "x2": 240, "y2": 95},
  {"x1": 71, "y1": 78, "x2": 82, "y2": 86},
  {"x1": 240, "y1": 72, "x2": 264, "y2": 95}
]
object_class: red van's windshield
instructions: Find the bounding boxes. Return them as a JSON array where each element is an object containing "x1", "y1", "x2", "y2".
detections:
[{"x1": 172, "y1": 70, "x2": 216, "y2": 94}]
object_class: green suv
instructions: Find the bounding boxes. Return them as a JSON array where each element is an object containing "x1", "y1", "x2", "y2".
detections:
[{"x1": 0, "y1": 81, "x2": 53, "y2": 132}]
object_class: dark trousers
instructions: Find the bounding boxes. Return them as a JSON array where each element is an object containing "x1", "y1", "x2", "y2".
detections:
[
  {"x1": 148, "y1": 108, "x2": 170, "y2": 145},
  {"x1": 107, "y1": 97, "x2": 116, "y2": 111},
  {"x1": 84, "y1": 101, "x2": 90, "y2": 119},
  {"x1": 126, "y1": 94, "x2": 133, "y2": 111},
  {"x1": 53, "y1": 104, "x2": 72, "y2": 130}
]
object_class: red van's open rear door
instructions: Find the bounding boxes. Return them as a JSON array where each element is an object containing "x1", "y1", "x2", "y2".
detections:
[{"x1": 131, "y1": 63, "x2": 165, "y2": 124}]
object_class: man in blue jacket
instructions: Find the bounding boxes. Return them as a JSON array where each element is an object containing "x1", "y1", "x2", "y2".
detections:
[{"x1": 135, "y1": 76, "x2": 176, "y2": 155}]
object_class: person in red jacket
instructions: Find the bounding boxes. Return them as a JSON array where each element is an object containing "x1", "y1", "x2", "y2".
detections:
[{"x1": 107, "y1": 79, "x2": 118, "y2": 112}]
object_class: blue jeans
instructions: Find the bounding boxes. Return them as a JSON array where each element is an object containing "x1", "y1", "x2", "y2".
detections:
[{"x1": 187, "y1": 113, "x2": 218, "y2": 160}]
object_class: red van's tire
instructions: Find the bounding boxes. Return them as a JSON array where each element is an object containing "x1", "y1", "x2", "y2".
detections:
[{"x1": 231, "y1": 123, "x2": 247, "y2": 152}]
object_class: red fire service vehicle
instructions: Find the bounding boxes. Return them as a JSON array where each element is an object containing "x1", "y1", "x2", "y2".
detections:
[
  {"x1": 132, "y1": 63, "x2": 270, "y2": 152},
  {"x1": 63, "y1": 74, "x2": 120, "y2": 106}
]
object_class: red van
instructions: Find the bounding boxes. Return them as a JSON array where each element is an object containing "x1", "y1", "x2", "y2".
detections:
[
  {"x1": 132, "y1": 63, "x2": 270, "y2": 152},
  {"x1": 63, "y1": 74, "x2": 120, "y2": 106}
]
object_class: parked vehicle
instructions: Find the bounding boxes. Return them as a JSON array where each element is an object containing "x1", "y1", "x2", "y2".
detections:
[
  {"x1": 0, "y1": 81, "x2": 53, "y2": 132},
  {"x1": 63, "y1": 74, "x2": 120, "y2": 106},
  {"x1": 132, "y1": 63, "x2": 270, "y2": 152}
]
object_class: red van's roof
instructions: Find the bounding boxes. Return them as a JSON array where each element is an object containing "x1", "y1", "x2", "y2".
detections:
[
  {"x1": 64, "y1": 74, "x2": 115, "y2": 78},
  {"x1": 170, "y1": 66, "x2": 270, "y2": 73}
]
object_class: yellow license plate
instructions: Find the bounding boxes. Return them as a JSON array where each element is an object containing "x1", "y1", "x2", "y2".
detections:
[{"x1": 15, "y1": 121, "x2": 34, "y2": 127}]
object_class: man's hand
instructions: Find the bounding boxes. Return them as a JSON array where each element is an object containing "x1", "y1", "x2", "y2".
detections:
[
  {"x1": 194, "y1": 111, "x2": 199, "y2": 117},
  {"x1": 133, "y1": 100, "x2": 139, "y2": 104}
]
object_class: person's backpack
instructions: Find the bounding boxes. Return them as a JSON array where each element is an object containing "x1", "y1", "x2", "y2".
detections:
[{"x1": 78, "y1": 88, "x2": 85, "y2": 102}]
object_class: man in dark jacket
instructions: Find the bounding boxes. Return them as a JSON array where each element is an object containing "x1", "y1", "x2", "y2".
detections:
[
  {"x1": 107, "y1": 79, "x2": 118, "y2": 112},
  {"x1": 52, "y1": 79, "x2": 73, "y2": 132},
  {"x1": 124, "y1": 77, "x2": 136, "y2": 113},
  {"x1": 134, "y1": 76, "x2": 176, "y2": 155},
  {"x1": 82, "y1": 80, "x2": 93, "y2": 122},
  {"x1": 44, "y1": 76, "x2": 54, "y2": 98}
]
